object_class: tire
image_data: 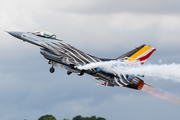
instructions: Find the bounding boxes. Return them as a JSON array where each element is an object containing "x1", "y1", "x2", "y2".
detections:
[
  {"x1": 67, "y1": 71, "x2": 72, "y2": 75},
  {"x1": 50, "y1": 67, "x2": 55, "y2": 73}
]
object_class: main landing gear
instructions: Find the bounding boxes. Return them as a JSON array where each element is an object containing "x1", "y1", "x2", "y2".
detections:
[
  {"x1": 50, "y1": 66, "x2": 55, "y2": 73},
  {"x1": 67, "y1": 71, "x2": 72, "y2": 75},
  {"x1": 78, "y1": 70, "x2": 84, "y2": 76}
]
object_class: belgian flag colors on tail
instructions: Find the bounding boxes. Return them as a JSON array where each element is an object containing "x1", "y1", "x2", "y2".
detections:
[{"x1": 117, "y1": 44, "x2": 156, "y2": 65}]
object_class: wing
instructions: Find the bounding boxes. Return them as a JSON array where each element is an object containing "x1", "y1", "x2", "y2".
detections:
[
  {"x1": 117, "y1": 44, "x2": 156, "y2": 65},
  {"x1": 40, "y1": 40, "x2": 101, "y2": 66}
]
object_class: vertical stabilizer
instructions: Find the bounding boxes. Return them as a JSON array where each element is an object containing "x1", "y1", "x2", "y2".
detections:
[{"x1": 117, "y1": 44, "x2": 156, "y2": 65}]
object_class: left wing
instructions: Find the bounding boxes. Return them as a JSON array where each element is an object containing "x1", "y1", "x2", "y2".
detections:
[{"x1": 40, "y1": 40, "x2": 101, "y2": 66}]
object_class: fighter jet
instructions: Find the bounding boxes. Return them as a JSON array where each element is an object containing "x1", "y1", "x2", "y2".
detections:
[{"x1": 7, "y1": 30, "x2": 156, "y2": 90}]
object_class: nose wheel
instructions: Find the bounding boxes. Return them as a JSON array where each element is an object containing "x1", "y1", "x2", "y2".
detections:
[{"x1": 50, "y1": 66, "x2": 55, "y2": 73}]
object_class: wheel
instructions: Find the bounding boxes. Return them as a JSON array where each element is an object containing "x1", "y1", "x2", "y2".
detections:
[
  {"x1": 67, "y1": 71, "x2": 72, "y2": 75},
  {"x1": 50, "y1": 67, "x2": 55, "y2": 73},
  {"x1": 78, "y1": 71, "x2": 84, "y2": 76},
  {"x1": 78, "y1": 70, "x2": 84, "y2": 76}
]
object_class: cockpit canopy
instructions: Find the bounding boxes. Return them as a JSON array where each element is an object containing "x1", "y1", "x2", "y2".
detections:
[{"x1": 32, "y1": 30, "x2": 61, "y2": 40}]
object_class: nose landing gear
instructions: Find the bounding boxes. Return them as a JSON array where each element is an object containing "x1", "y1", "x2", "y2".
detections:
[
  {"x1": 50, "y1": 66, "x2": 55, "y2": 73},
  {"x1": 49, "y1": 60, "x2": 55, "y2": 73}
]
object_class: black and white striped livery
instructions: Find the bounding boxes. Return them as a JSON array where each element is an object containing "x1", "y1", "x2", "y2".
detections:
[{"x1": 7, "y1": 30, "x2": 156, "y2": 90}]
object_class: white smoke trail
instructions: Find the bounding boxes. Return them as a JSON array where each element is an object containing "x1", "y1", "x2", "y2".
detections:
[
  {"x1": 78, "y1": 60, "x2": 180, "y2": 82},
  {"x1": 78, "y1": 60, "x2": 180, "y2": 104},
  {"x1": 78, "y1": 60, "x2": 129, "y2": 73},
  {"x1": 123, "y1": 63, "x2": 180, "y2": 82}
]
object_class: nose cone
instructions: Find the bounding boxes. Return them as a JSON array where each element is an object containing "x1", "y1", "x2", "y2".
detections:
[{"x1": 7, "y1": 31, "x2": 23, "y2": 39}]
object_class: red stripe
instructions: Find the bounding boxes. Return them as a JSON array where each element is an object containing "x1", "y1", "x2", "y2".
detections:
[{"x1": 138, "y1": 49, "x2": 156, "y2": 61}]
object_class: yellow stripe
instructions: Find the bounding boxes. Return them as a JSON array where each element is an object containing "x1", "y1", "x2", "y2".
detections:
[{"x1": 127, "y1": 45, "x2": 152, "y2": 61}]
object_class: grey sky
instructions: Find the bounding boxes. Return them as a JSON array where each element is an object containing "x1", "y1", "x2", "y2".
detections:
[{"x1": 1, "y1": 0, "x2": 180, "y2": 120}]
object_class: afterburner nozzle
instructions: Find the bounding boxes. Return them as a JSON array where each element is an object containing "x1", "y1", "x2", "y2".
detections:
[{"x1": 137, "y1": 80, "x2": 144, "y2": 90}]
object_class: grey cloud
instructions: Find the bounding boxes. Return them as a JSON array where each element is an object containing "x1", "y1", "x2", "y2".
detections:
[
  {"x1": 48, "y1": 0, "x2": 180, "y2": 14},
  {"x1": 1, "y1": 0, "x2": 180, "y2": 120},
  {"x1": 1, "y1": 52, "x2": 180, "y2": 120}
]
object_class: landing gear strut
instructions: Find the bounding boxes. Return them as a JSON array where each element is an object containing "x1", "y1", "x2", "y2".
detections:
[{"x1": 50, "y1": 66, "x2": 55, "y2": 73}]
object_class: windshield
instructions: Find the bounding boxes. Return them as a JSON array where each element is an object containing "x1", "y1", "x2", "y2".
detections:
[{"x1": 32, "y1": 30, "x2": 61, "y2": 40}]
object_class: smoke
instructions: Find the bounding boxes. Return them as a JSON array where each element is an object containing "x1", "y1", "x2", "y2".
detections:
[
  {"x1": 78, "y1": 60, "x2": 131, "y2": 74},
  {"x1": 78, "y1": 60, "x2": 180, "y2": 82},
  {"x1": 123, "y1": 63, "x2": 180, "y2": 82},
  {"x1": 78, "y1": 60, "x2": 180, "y2": 104},
  {"x1": 142, "y1": 85, "x2": 180, "y2": 105}
]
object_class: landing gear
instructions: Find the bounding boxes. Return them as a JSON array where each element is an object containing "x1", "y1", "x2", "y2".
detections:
[
  {"x1": 78, "y1": 70, "x2": 84, "y2": 76},
  {"x1": 50, "y1": 66, "x2": 55, "y2": 73},
  {"x1": 49, "y1": 60, "x2": 55, "y2": 73},
  {"x1": 67, "y1": 71, "x2": 72, "y2": 75}
]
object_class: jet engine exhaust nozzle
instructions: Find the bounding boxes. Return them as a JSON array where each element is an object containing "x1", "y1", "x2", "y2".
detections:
[{"x1": 126, "y1": 76, "x2": 144, "y2": 90}]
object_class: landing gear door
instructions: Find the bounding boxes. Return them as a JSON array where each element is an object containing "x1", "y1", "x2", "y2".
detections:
[
  {"x1": 54, "y1": 63, "x2": 63, "y2": 69},
  {"x1": 49, "y1": 61, "x2": 63, "y2": 69}
]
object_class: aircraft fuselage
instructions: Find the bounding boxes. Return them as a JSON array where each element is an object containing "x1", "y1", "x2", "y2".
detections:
[{"x1": 7, "y1": 30, "x2": 155, "y2": 90}]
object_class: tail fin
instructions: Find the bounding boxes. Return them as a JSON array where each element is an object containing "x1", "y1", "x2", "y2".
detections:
[{"x1": 117, "y1": 44, "x2": 156, "y2": 65}]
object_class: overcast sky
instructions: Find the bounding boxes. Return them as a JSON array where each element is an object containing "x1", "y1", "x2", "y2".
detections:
[{"x1": 1, "y1": 0, "x2": 180, "y2": 120}]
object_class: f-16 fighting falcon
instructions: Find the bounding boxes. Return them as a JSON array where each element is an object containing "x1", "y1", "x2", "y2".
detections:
[{"x1": 7, "y1": 30, "x2": 156, "y2": 90}]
